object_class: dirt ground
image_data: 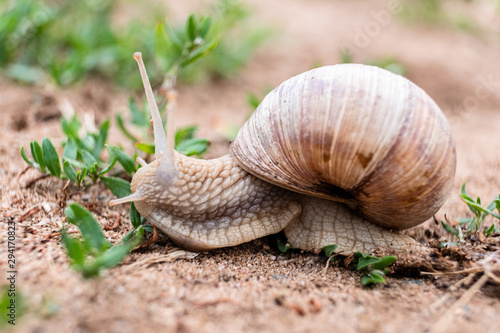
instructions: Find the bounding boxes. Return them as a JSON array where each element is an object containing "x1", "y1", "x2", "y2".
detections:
[{"x1": 1, "y1": 0, "x2": 500, "y2": 332}]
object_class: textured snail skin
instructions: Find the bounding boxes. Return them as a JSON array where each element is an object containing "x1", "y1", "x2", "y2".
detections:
[
  {"x1": 132, "y1": 152, "x2": 416, "y2": 253},
  {"x1": 119, "y1": 63, "x2": 455, "y2": 254}
]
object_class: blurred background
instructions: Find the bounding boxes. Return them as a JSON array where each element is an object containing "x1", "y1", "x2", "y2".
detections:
[
  {"x1": 2, "y1": 0, "x2": 499, "y2": 108},
  {"x1": 1, "y1": 2, "x2": 500, "y2": 331}
]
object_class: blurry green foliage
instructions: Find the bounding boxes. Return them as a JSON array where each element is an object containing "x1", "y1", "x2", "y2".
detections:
[
  {"x1": 340, "y1": 49, "x2": 407, "y2": 76},
  {"x1": 399, "y1": 0, "x2": 480, "y2": 32},
  {"x1": 0, "y1": 0, "x2": 269, "y2": 88}
]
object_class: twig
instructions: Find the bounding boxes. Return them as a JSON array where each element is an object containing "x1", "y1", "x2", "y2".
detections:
[
  {"x1": 429, "y1": 274, "x2": 490, "y2": 333},
  {"x1": 193, "y1": 298, "x2": 237, "y2": 308},
  {"x1": 104, "y1": 215, "x2": 121, "y2": 231},
  {"x1": 321, "y1": 254, "x2": 335, "y2": 274},
  {"x1": 17, "y1": 205, "x2": 42, "y2": 222},
  {"x1": 125, "y1": 249, "x2": 199, "y2": 270},
  {"x1": 44, "y1": 230, "x2": 79, "y2": 240},
  {"x1": 18, "y1": 165, "x2": 31, "y2": 179},
  {"x1": 136, "y1": 225, "x2": 159, "y2": 249},
  {"x1": 421, "y1": 267, "x2": 483, "y2": 276},
  {"x1": 25, "y1": 173, "x2": 50, "y2": 188}
]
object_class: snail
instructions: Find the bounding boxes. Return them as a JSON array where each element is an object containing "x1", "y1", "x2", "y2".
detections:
[{"x1": 110, "y1": 52, "x2": 456, "y2": 254}]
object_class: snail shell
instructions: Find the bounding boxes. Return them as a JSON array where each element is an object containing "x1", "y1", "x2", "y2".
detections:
[{"x1": 231, "y1": 64, "x2": 456, "y2": 230}]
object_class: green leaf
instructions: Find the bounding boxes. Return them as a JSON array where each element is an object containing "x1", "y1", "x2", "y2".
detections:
[
  {"x1": 199, "y1": 16, "x2": 212, "y2": 38},
  {"x1": 76, "y1": 167, "x2": 88, "y2": 186},
  {"x1": 89, "y1": 163, "x2": 100, "y2": 179},
  {"x1": 486, "y1": 224, "x2": 495, "y2": 237},
  {"x1": 277, "y1": 236, "x2": 294, "y2": 253},
  {"x1": 113, "y1": 147, "x2": 136, "y2": 175},
  {"x1": 20, "y1": 146, "x2": 34, "y2": 166},
  {"x1": 116, "y1": 114, "x2": 139, "y2": 143},
  {"x1": 42, "y1": 138, "x2": 61, "y2": 177},
  {"x1": 155, "y1": 21, "x2": 170, "y2": 66},
  {"x1": 138, "y1": 224, "x2": 153, "y2": 234},
  {"x1": 93, "y1": 119, "x2": 110, "y2": 159},
  {"x1": 61, "y1": 116, "x2": 80, "y2": 141},
  {"x1": 322, "y1": 244, "x2": 338, "y2": 258},
  {"x1": 6, "y1": 63, "x2": 45, "y2": 84},
  {"x1": 175, "y1": 125, "x2": 197, "y2": 145},
  {"x1": 361, "y1": 275, "x2": 374, "y2": 286},
  {"x1": 100, "y1": 176, "x2": 131, "y2": 198},
  {"x1": 80, "y1": 227, "x2": 144, "y2": 279},
  {"x1": 461, "y1": 183, "x2": 474, "y2": 201},
  {"x1": 372, "y1": 256, "x2": 397, "y2": 270},
  {"x1": 128, "y1": 97, "x2": 150, "y2": 128},
  {"x1": 82, "y1": 150, "x2": 98, "y2": 169},
  {"x1": 136, "y1": 142, "x2": 155, "y2": 155},
  {"x1": 361, "y1": 271, "x2": 387, "y2": 286},
  {"x1": 30, "y1": 140, "x2": 46, "y2": 171},
  {"x1": 441, "y1": 220, "x2": 458, "y2": 236},
  {"x1": 246, "y1": 92, "x2": 262, "y2": 110},
  {"x1": 181, "y1": 38, "x2": 218, "y2": 67},
  {"x1": 63, "y1": 136, "x2": 78, "y2": 161},
  {"x1": 61, "y1": 229, "x2": 85, "y2": 265},
  {"x1": 63, "y1": 160, "x2": 77, "y2": 182},
  {"x1": 187, "y1": 14, "x2": 197, "y2": 42},
  {"x1": 79, "y1": 227, "x2": 144, "y2": 278},
  {"x1": 65, "y1": 203, "x2": 110, "y2": 253},
  {"x1": 165, "y1": 23, "x2": 184, "y2": 53},
  {"x1": 368, "y1": 271, "x2": 387, "y2": 284},
  {"x1": 461, "y1": 198, "x2": 500, "y2": 219},
  {"x1": 457, "y1": 217, "x2": 473, "y2": 224},
  {"x1": 175, "y1": 138, "x2": 209, "y2": 156},
  {"x1": 356, "y1": 255, "x2": 381, "y2": 270},
  {"x1": 99, "y1": 145, "x2": 118, "y2": 175},
  {"x1": 64, "y1": 157, "x2": 86, "y2": 169},
  {"x1": 130, "y1": 203, "x2": 142, "y2": 229}
]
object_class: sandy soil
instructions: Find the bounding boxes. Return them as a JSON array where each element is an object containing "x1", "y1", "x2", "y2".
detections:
[{"x1": 1, "y1": 0, "x2": 500, "y2": 332}]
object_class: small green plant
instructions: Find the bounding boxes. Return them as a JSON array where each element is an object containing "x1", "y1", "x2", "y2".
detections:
[
  {"x1": 21, "y1": 116, "x2": 135, "y2": 192},
  {"x1": 0, "y1": 0, "x2": 267, "y2": 87},
  {"x1": 155, "y1": 14, "x2": 218, "y2": 90},
  {"x1": 440, "y1": 183, "x2": 500, "y2": 246},
  {"x1": 365, "y1": 57, "x2": 406, "y2": 76},
  {"x1": 399, "y1": 0, "x2": 479, "y2": 33},
  {"x1": 182, "y1": 0, "x2": 271, "y2": 81},
  {"x1": 62, "y1": 203, "x2": 144, "y2": 278},
  {"x1": 276, "y1": 233, "x2": 295, "y2": 253},
  {"x1": 340, "y1": 49, "x2": 406, "y2": 76},
  {"x1": 322, "y1": 245, "x2": 397, "y2": 286}
]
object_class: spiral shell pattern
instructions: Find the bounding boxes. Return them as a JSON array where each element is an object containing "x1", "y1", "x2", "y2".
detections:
[{"x1": 231, "y1": 64, "x2": 456, "y2": 229}]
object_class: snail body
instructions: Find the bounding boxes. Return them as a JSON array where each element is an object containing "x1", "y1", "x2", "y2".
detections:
[{"x1": 110, "y1": 54, "x2": 456, "y2": 254}]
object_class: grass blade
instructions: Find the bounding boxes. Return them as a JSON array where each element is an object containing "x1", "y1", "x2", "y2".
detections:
[
  {"x1": 65, "y1": 203, "x2": 110, "y2": 253},
  {"x1": 61, "y1": 229, "x2": 85, "y2": 266},
  {"x1": 42, "y1": 138, "x2": 61, "y2": 177},
  {"x1": 20, "y1": 146, "x2": 34, "y2": 166},
  {"x1": 130, "y1": 203, "x2": 141, "y2": 229},
  {"x1": 113, "y1": 147, "x2": 136, "y2": 175},
  {"x1": 63, "y1": 136, "x2": 78, "y2": 160},
  {"x1": 30, "y1": 140, "x2": 46, "y2": 171},
  {"x1": 100, "y1": 176, "x2": 132, "y2": 198},
  {"x1": 63, "y1": 160, "x2": 77, "y2": 182},
  {"x1": 322, "y1": 244, "x2": 338, "y2": 258},
  {"x1": 93, "y1": 119, "x2": 110, "y2": 159}
]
